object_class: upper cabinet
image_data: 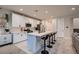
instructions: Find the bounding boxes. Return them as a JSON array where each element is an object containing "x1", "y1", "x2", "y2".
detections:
[
  {"x1": 12, "y1": 13, "x2": 26, "y2": 27},
  {"x1": 12, "y1": 13, "x2": 40, "y2": 28},
  {"x1": 28, "y1": 18, "x2": 40, "y2": 27}
]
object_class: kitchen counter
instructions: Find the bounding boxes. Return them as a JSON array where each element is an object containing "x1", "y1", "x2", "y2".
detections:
[
  {"x1": 0, "y1": 33, "x2": 12, "y2": 46},
  {"x1": 28, "y1": 31, "x2": 55, "y2": 37},
  {"x1": 27, "y1": 31, "x2": 56, "y2": 53}
]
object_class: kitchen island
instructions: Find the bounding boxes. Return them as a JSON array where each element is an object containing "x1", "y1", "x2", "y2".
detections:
[{"x1": 27, "y1": 31, "x2": 56, "y2": 53}]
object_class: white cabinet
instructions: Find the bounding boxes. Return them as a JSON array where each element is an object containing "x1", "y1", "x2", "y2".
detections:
[
  {"x1": 27, "y1": 33, "x2": 43, "y2": 53},
  {"x1": 12, "y1": 13, "x2": 40, "y2": 28},
  {"x1": 0, "y1": 34, "x2": 12, "y2": 45},
  {"x1": 13, "y1": 32, "x2": 27, "y2": 43}
]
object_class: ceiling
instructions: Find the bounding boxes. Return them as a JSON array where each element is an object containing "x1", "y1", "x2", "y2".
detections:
[{"x1": 0, "y1": 5, "x2": 79, "y2": 20}]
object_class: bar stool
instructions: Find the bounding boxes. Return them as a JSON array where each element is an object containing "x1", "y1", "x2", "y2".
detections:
[
  {"x1": 53, "y1": 32, "x2": 56, "y2": 42},
  {"x1": 41, "y1": 35, "x2": 49, "y2": 54},
  {"x1": 47, "y1": 34, "x2": 52, "y2": 48},
  {"x1": 51, "y1": 33, "x2": 55, "y2": 44}
]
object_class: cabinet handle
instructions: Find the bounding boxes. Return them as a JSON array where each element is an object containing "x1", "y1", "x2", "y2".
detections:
[{"x1": 21, "y1": 34, "x2": 23, "y2": 36}]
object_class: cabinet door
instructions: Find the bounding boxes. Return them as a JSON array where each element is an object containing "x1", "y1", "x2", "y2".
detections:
[
  {"x1": 3, "y1": 34, "x2": 12, "y2": 43},
  {"x1": 13, "y1": 33, "x2": 21, "y2": 43},
  {"x1": 20, "y1": 33, "x2": 27, "y2": 41},
  {"x1": 20, "y1": 33, "x2": 24, "y2": 41},
  {"x1": 0, "y1": 34, "x2": 12, "y2": 45},
  {"x1": 0, "y1": 37, "x2": 5, "y2": 45},
  {"x1": 24, "y1": 33, "x2": 27, "y2": 40},
  {"x1": 13, "y1": 33, "x2": 27, "y2": 43}
]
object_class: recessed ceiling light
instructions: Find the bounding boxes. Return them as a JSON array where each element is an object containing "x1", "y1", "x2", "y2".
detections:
[
  {"x1": 19, "y1": 8, "x2": 23, "y2": 11},
  {"x1": 72, "y1": 8, "x2": 76, "y2": 10},
  {"x1": 45, "y1": 10, "x2": 48, "y2": 14}
]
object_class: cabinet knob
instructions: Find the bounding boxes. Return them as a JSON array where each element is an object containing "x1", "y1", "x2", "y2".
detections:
[
  {"x1": 4, "y1": 37, "x2": 7, "y2": 40},
  {"x1": 21, "y1": 34, "x2": 23, "y2": 36}
]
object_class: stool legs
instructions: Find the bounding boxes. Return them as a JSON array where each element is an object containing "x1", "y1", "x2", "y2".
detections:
[
  {"x1": 51, "y1": 35, "x2": 55, "y2": 44},
  {"x1": 47, "y1": 36, "x2": 52, "y2": 48},
  {"x1": 41, "y1": 39, "x2": 49, "y2": 54},
  {"x1": 53, "y1": 34, "x2": 56, "y2": 42}
]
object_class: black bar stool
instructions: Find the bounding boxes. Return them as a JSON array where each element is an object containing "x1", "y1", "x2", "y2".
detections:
[
  {"x1": 53, "y1": 32, "x2": 56, "y2": 42},
  {"x1": 51, "y1": 33, "x2": 55, "y2": 44},
  {"x1": 41, "y1": 35, "x2": 49, "y2": 54},
  {"x1": 47, "y1": 34, "x2": 52, "y2": 48}
]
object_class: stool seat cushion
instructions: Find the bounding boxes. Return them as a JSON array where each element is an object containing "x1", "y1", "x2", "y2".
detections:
[{"x1": 41, "y1": 35, "x2": 49, "y2": 40}]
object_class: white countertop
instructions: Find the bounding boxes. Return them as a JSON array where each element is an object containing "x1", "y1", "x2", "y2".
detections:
[
  {"x1": 28, "y1": 31, "x2": 56, "y2": 37},
  {"x1": 0, "y1": 33, "x2": 11, "y2": 36}
]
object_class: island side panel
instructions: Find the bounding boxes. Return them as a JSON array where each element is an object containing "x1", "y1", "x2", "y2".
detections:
[{"x1": 27, "y1": 34, "x2": 43, "y2": 53}]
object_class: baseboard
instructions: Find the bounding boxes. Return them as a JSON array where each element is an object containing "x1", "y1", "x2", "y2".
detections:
[{"x1": 0, "y1": 42, "x2": 13, "y2": 47}]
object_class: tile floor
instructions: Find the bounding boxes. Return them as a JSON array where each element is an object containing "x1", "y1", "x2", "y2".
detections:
[
  {"x1": 0, "y1": 44, "x2": 26, "y2": 54},
  {"x1": 37, "y1": 37, "x2": 76, "y2": 54},
  {"x1": 0, "y1": 37, "x2": 76, "y2": 54}
]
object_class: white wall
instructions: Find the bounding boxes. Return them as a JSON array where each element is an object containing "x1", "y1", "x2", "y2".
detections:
[
  {"x1": 42, "y1": 18, "x2": 57, "y2": 32},
  {"x1": 52, "y1": 18, "x2": 57, "y2": 32}
]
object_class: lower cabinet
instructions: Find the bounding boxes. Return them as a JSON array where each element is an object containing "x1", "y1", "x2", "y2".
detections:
[
  {"x1": 13, "y1": 33, "x2": 27, "y2": 43},
  {"x1": 72, "y1": 33, "x2": 79, "y2": 53},
  {"x1": 0, "y1": 34, "x2": 12, "y2": 46}
]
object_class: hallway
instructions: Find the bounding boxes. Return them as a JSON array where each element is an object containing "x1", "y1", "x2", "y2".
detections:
[{"x1": 51, "y1": 37, "x2": 76, "y2": 54}]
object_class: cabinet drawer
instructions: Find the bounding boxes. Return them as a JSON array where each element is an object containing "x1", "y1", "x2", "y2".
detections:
[
  {"x1": 0, "y1": 34, "x2": 12, "y2": 45},
  {"x1": 3, "y1": 37, "x2": 12, "y2": 42},
  {"x1": 0, "y1": 40, "x2": 9, "y2": 45},
  {"x1": 13, "y1": 33, "x2": 26, "y2": 43}
]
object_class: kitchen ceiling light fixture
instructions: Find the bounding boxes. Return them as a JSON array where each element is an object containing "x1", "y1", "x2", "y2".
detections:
[
  {"x1": 34, "y1": 9, "x2": 39, "y2": 12},
  {"x1": 45, "y1": 10, "x2": 48, "y2": 14},
  {"x1": 72, "y1": 8, "x2": 76, "y2": 11},
  {"x1": 19, "y1": 8, "x2": 23, "y2": 11}
]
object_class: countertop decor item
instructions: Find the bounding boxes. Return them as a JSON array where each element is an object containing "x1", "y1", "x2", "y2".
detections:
[
  {"x1": 25, "y1": 23, "x2": 31, "y2": 27},
  {"x1": 5, "y1": 29, "x2": 10, "y2": 32}
]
